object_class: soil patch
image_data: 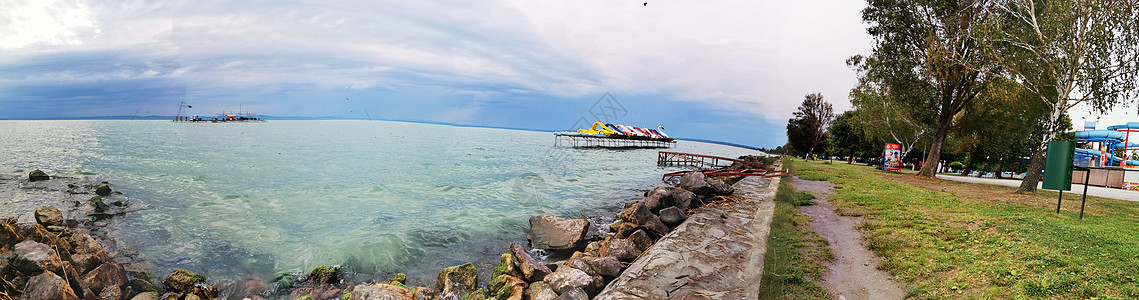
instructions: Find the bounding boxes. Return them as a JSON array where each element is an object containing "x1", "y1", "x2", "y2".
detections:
[{"x1": 792, "y1": 176, "x2": 905, "y2": 300}]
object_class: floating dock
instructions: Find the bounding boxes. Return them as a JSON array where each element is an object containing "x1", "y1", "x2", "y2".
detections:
[{"x1": 553, "y1": 133, "x2": 675, "y2": 148}]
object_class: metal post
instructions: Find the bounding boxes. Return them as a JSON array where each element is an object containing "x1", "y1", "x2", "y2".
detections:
[
  {"x1": 1080, "y1": 169, "x2": 1090, "y2": 219},
  {"x1": 1057, "y1": 189, "x2": 1063, "y2": 213}
]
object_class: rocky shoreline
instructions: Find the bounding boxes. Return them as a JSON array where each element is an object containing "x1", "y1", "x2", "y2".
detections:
[{"x1": 2, "y1": 155, "x2": 768, "y2": 300}]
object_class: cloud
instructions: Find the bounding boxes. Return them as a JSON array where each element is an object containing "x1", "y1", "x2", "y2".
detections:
[{"x1": 0, "y1": 0, "x2": 872, "y2": 147}]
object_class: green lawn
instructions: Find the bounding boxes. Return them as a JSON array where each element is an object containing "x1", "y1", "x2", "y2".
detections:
[
  {"x1": 794, "y1": 159, "x2": 1139, "y2": 299},
  {"x1": 757, "y1": 160, "x2": 832, "y2": 299}
]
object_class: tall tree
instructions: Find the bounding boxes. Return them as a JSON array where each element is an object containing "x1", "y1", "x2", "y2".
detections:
[
  {"x1": 862, "y1": 0, "x2": 993, "y2": 178},
  {"x1": 848, "y1": 55, "x2": 930, "y2": 162},
  {"x1": 786, "y1": 93, "x2": 834, "y2": 155},
  {"x1": 828, "y1": 110, "x2": 881, "y2": 163},
  {"x1": 980, "y1": 0, "x2": 1139, "y2": 193}
]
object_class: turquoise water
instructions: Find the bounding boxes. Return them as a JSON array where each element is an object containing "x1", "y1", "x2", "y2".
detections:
[{"x1": 0, "y1": 120, "x2": 759, "y2": 291}]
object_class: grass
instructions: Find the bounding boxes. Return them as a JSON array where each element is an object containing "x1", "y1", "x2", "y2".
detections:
[
  {"x1": 795, "y1": 159, "x2": 1139, "y2": 299},
  {"x1": 757, "y1": 159, "x2": 832, "y2": 299}
]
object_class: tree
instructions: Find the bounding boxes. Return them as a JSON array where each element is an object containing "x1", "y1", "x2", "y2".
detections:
[
  {"x1": 980, "y1": 0, "x2": 1139, "y2": 193},
  {"x1": 828, "y1": 110, "x2": 880, "y2": 163},
  {"x1": 862, "y1": 0, "x2": 993, "y2": 178},
  {"x1": 848, "y1": 55, "x2": 930, "y2": 162},
  {"x1": 786, "y1": 93, "x2": 834, "y2": 155}
]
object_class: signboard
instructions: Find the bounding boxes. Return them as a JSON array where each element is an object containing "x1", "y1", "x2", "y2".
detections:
[{"x1": 884, "y1": 143, "x2": 902, "y2": 171}]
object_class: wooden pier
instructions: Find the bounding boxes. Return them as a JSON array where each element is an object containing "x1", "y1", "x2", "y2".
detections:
[
  {"x1": 657, "y1": 151, "x2": 787, "y2": 179},
  {"x1": 554, "y1": 133, "x2": 675, "y2": 148}
]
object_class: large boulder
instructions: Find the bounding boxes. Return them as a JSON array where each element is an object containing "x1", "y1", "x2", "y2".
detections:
[
  {"x1": 525, "y1": 281, "x2": 558, "y2": 300},
  {"x1": 603, "y1": 239, "x2": 638, "y2": 261},
  {"x1": 35, "y1": 206, "x2": 65, "y2": 227},
  {"x1": 28, "y1": 170, "x2": 50, "y2": 182},
  {"x1": 67, "y1": 229, "x2": 109, "y2": 275},
  {"x1": 640, "y1": 215, "x2": 670, "y2": 237},
  {"x1": 645, "y1": 186, "x2": 695, "y2": 211},
  {"x1": 527, "y1": 215, "x2": 589, "y2": 251},
  {"x1": 555, "y1": 287, "x2": 589, "y2": 300},
  {"x1": 351, "y1": 283, "x2": 415, "y2": 300},
  {"x1": 627, "y1": 230, "x2": 653, "y2": 252},
  {"x1": 544, "y1": 267, "x2": 592, "y2": 295},
  {"x1": 708, "y1": 179, "x2": 734, "y2": 195},
  {"x1": 509, "y1": 243, "x2": 551, "y2": 282},
  {"x1": 164, "y1": 269, "x2": 206, "y2": 292},
  {"x1": 94, "y1": 184, "x2": 112, "y2": 197},
  {"x1": 80, "y1": 262, "x2": 127, "y2": 294},
  {"x1": 20, "y1": 272, "x2": 78, "y2": 300},
  {"x1": 659, "y1": 206, "x2": 688, "y2": 226},
  {"x1": 575, "y1": 256, "x2": 624, "y2": 278},
  {"x1": 436, "y1": 262, "x2": 478, "y2": 298},
  {"x1": 679, "y1": 172, "x2": 714, "y2": 196},
  {"x1": 11, "y1": 240, "x2": 62, "y2": 275},
  {"x1": 615, "y1": 203, "x2": 654, "y2": 226}
]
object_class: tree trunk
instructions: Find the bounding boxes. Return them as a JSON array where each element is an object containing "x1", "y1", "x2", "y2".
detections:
[
  {"x1": 1017, "y1": 148, "x2": 1046, "y2": 193},
  {"x1": 917, "y1": 115, "x2": 952, "y2": 178}
]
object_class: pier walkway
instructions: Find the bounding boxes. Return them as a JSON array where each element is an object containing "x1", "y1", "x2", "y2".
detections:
[{"x1": 595, "y1": 174, "x2": 779, "y2": 299}]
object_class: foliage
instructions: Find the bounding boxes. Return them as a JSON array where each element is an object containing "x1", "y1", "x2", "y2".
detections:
[
  {"x1": 860, "y1": 0, "x2": 994, "y2": 178},
  {"x1": 757, "y1": 159, "x2": 832, "y2": 299},
  {"x1": 786, "y1": 93, "x2": 834, "y2": 155},
  {"x1": 847, "y1": 56, "x2": 930, "y2": 162},
  {"x1": 948, "y1": 161, "x2": 965, "y2": 170},
  {"x1": 798, "y1": 160, "x2": 1139, "y2": 298},
  {"x1": 827, "y1": 110, "x2": 880, "y2": 161},
  {"x1": 978, "y1": 0, "x2": 1139, "y2": 192}
]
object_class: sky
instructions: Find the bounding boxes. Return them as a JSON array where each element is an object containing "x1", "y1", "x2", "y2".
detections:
[{"x1": 0, "y1": 0, "x2": 874, "y2": 148}]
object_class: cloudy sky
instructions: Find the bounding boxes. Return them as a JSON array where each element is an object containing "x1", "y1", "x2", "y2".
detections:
[{"x1": 0, "y1": 0, "x2": 874, "y2": 148}]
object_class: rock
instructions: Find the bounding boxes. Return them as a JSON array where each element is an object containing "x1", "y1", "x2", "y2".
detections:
[
  {"x1": 627, "y1": 229, "x2": 653, "y2": 252},
  {"x1": 525, "y1": 282, "x2": 558, "y2": 300},
  {"x1": 88, "y1": 197, "x2": 109, "y2": 213},
  {"x1": 20, "y1": 272, "x2": 78, "y2": 300},
  {"x1": 164, "y1": 269, "x2": 206, "y2": 292},
  {"x1": 679, "y1": 172, "x2": 713, "y2": 195},
  {"x1": 98, "y1": 284, "x2": 122, "y2": 300},
  {"x1": 308, "y1": 265, "x2": 340, "y2": 284},
  {"x1": 351, "y1": 283, "x2": 414, "y2": 300},
  {"x1": 35, "y1": 206, "x2": 65, "y2": 227},
  {"x1": 436, "y1": 262, "x2": 478, "y2": 298},
  {"x1": 488, "y1": 274, "x2": 526, "y2": 300},
  {"x1": 577, "y1": 256, "x2": 624, "y2": 278},
  {"x1": 615, "y1": 203, "x2": 654, "y2": 226},
  {"x1": 645, "y1": 186, "x2": 695, "y2": 211},
  {"x1": 412, "y1": 287, "x2": 435, "y2": 300},
  {"x1": 11, "y1": 240, "x2": 63, "y2": 275},
  {"x1": 608, "y1": 222, "x2": 637, "y2": 238},
  {"x1": 509, "y1": 243, "x2": 551, "y2": 282},
  {"x1": 129, "y1": 270, "x2": 162, "y2": 294},
  {"x1": 554, "y1": 287, "x2": 589, "y2": 300},
  {"x1": 130, "y1": 292, "x2": 159, "y2": 300},
  {"x1": 659, "y1": 207, "x2": 688, "y2": 226},
  {"x1": 94, "y1": 184, "x2": 112, "y2": 197},
  {"x1": 458, "y1": 289, "x2": 487, "y2": 300},
  {"x1": 527, "y1": 215, "x2": 589, "y2": 251},
  {"x1": 68, "y1": 230, "x2": 109, "y2": 275},
  {"x1": 603, "y1": 239, "x2": 638, "y2": 261},
  {"x1": 65, "y1": 219, "x2": 79, "y2": 228},
  {"x1": 544, "y1": 267, "x2": 592, "y2": 295},
  {"x1": 640, "y1": 216, "x2": 670, "y2": 237},
  {"x1": 29, "y1": 170, "x2": 51, "y2": 182},
  {"x1": 709, "y1": 179, "x2": 734, "y2": 195},
  {"x1": 80, "y1": 263, "x2": 127, "y2": 294},
  {"x1": 640, "y1": 195, "x2": 662, "y2": 213}
]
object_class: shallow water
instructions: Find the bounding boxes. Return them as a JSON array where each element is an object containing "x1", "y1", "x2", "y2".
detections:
[{"x1": 0, "y1": 120, "x2": 760, "y2": 293}]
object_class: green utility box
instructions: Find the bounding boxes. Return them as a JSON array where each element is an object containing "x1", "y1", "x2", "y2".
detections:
[{"x1": 1042, "y1": 141, "x2": 1074, "y2": 190}]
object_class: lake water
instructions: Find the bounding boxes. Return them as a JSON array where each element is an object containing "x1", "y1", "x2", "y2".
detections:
[{"x1": 0, "y1": 120, "x2": 760, "y2": 293}]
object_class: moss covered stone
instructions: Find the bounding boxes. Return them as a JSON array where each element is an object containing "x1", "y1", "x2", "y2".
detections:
[
  {"x1": 458, "y1": 288, "x2": 487, "y2": 300},
  {"x1": 308, "y1": 265, "x2": 339, "y2": 284},
  {"x1": 438, "y1": 263, "x2": 478, "y2": 297},
  {"x1": 164, "y1": 269, "x2": 206, "y2": 292}
]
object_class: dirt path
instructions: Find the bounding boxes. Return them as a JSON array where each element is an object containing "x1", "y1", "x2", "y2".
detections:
[{"x1": 792, "y1": 176, "x2": 906, "y2": 300}]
